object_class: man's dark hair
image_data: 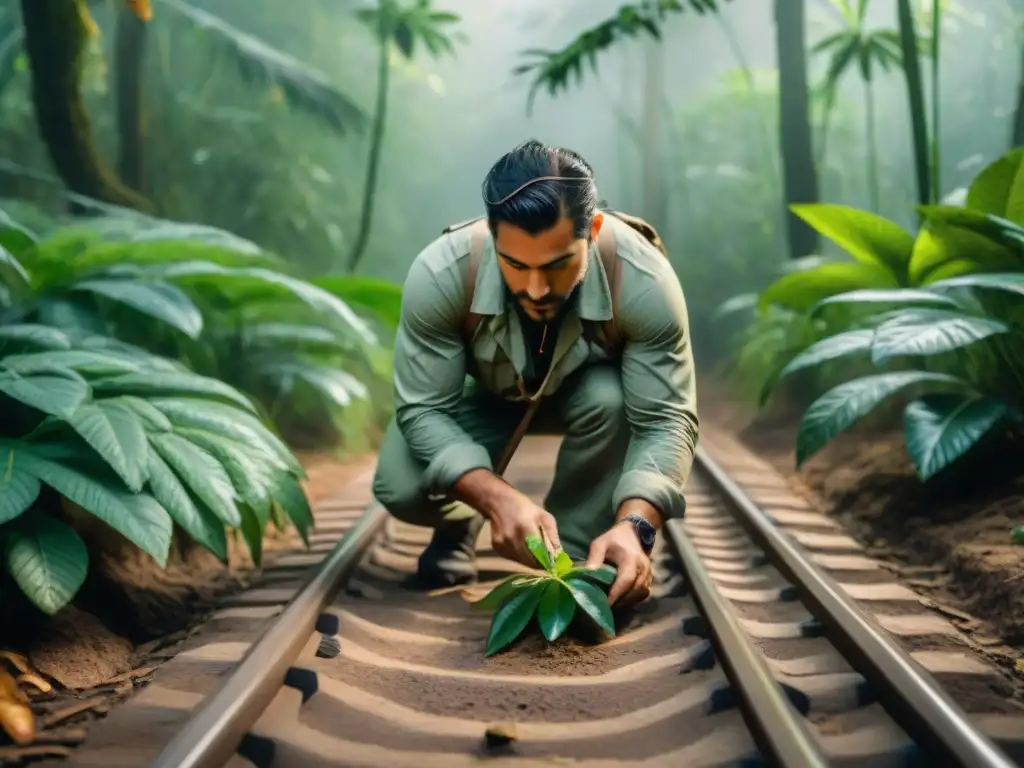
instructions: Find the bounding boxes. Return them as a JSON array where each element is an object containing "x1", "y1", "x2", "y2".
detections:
[{"x1": 481, "y1": 139, "x2": 598, "y2": 239}]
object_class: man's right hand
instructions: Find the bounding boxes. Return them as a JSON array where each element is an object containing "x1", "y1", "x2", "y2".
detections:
[{"x1": 486, "y1": 493, "x2": 561, "y2": 568}]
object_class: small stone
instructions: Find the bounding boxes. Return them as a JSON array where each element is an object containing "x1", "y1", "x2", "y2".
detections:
[{"x1": 484, "y1": 722, "x2": 518, "y2": 749}]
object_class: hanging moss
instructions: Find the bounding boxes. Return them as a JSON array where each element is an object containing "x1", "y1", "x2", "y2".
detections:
[{"x1": 19, "y1": 0, "x2": 153, "y2": 212}]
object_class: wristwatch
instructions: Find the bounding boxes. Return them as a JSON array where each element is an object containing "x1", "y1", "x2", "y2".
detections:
[{"x1": 619, "y1": 514, "x2": 656, "y2": 555}]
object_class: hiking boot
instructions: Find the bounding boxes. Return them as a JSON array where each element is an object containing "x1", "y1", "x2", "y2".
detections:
[{"x1": 406, "y1": 513, "x2": 485, "y2": 590}]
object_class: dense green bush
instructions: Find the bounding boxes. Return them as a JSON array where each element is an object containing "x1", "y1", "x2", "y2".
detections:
[{"x1": 0, "y1": 207, "x2": 400, "y2": 616}]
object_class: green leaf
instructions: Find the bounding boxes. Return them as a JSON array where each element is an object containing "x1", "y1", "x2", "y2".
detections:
[
  {"x1": 65, "y1": 400, "x2": 150, "y2": 492},
  {"x1": 175, "y1": 427, "x2": 273, "y2": 517},
  {"x1": 908, "y1": 222, "x2": 1018, "y2": 285},
  {"x1": 11, "y1": 448, "x2": 173, "y2": 566},
  {"x1": 525, "y1": 533, "x2": 553, "y2": 572},
  {"x1": 485, "y1": 584, "x2": 543, "y2": 656},
  {"x1": 312, "y1": 275, "x2": 404, "y2": 329},
  {"x1": 0, "y1": 369, "x2": 89, "y2": 419},
  {"x1": 117, "y1": 395, "x2": 173, "y2": 432},
  {"x1": 90, "y1": 370, "x2": 257, "y2": 413},
  {"x1": 810, "y1": 288, "x2": 960, "y2": 316},
  {"x1": 903, "y1": 395, "x2": 1008, "y2": 481},
  {"x1": 275, "y1": 363, "x2": 369, "y2": 408},
  {"x1": 146, "y1": 449, "x2": 227, "y2": 561},
  {"x1": 564, "y1": 577, "x2": 615, "y2": 636},
  {"x1": 554, "y1": 550, "x2": 573, "y2": 576},
  {"x1": 149, "y1": 398, "x2": 301, "y2": 475},
  {"x1": 759, "y1": 262, "x2": 899, "y2": 313},
  {"x1": 0, "y1": 448, "x2": 41, "y2": 524},
  {"x1": 536, "y1": 580, "x2": 575, "y2": 642},
  {"x1": 796, "y1": 372, "x2": 967, "y2": 466},
  {"x1": 238, "y1": 503, "x2": 265, "y2": 566},
  {"x1": 1, "y1": 350, "x2": 141, "y2": 377},
  {"x1": 564, "y1": 563, "x2": 617, "y2": 586},
  {"x1": 71, "y1": 278, "x2": 204, "y2": 339},
  {"x1": 927, "y1": 272, "x2": 1024, "y2": 300},
  {"x1": 789, "y1": 203, "x2": 914, "y2": 280},
  {"x1": 1012, "y1": 526, "x2": 1024, "y2": 544},
  {"x1": 0, "y1": 243, "x2": 30, "y2": 298},
  {"x1": 149, "y1": 432, "x2": 240, "y2": 527},
  {"x1": 268, "y1": 471, "x2": 313, "y2": 543},
  {"x1": 0, "y1": 324, "x2": 72, "y2": 351},
  {"x1": 471, "y1": 574, "x2": 538, "y2": 611},
  {"x1": 871, "y1": 308, "x2": 1009, "y2": 364},
  {"x1": 2, "y1": 514, "x2": 89, "y2": 616},
  {"x1": 966, "y1": 147, "x2": 1024, "y2": 221},
  {"x1": 765, "y1": 329, "x2": 875, "y2": 405}
]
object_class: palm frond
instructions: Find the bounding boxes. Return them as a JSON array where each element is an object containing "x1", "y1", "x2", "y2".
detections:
[{"x1": 155, "y1": 0, "x2": 367, "y2": 135}]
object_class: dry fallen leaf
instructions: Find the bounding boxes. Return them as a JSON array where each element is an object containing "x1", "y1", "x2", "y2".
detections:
[
  {"x1": 0, "y1": 669, "x2": 35, "y2": 746},
  {"x1": 125, "y1": 0, "x2": 154, "y2": 21}
]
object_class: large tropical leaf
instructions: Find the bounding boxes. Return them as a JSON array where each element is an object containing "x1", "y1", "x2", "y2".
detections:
[
  {"x1": 174, "y1": 427, "x2": 273, "y2": 517},
  {"x1": 0, "y1": 324, "x2": 72, "y2": 351},
  {"x1": 156, "y1": 0, "x2": 367, "y2": 135},
  {"x1": 965, "y1": 147, "x2": 1024, "y2": 223},
  {"x1": 89, "y1": 370, "x2": 257, "y2": 412},
  {"x1": 270, "y1": 362, "x2": 370, "y2": 408},
  {"x1": 796, "y1": 371, "x2": 967, "y2": 466},
  {"x1": 148, "y1": 432, "x2": 241, "y2": 527},
  {"x1": 0, "y1": 447, "x2": 41, "y2": 524},
  {"x1": 313, "y1": 275, "x2": 404, "y2": 329},
  {"x1": 763, "y1": 329, "x2": 875, "y2": 405},
  {"x1": 903, "y1": 395, "x2": 1009, "y2": 481},
  {"x1": 927, "y1": 272, "x2": 1024, "y2": 300},
  {"x1": 2, "y1": 513, "x2": 89, "y2": 616},
  {"x1": 0, "y1": 243, "x2": 30, "y2": 299},
  {"x1": 870, "y1": 308, "x2": 1010, "y2": 364},
  {"x1": 70, "y1": 278, "x2": 204, "y2": 339},
  {"x1": 2, "y1": 349, "x2": 141, "y2": 377},
  {"x1": 65, "y1": 399, "x2": 150, "y2": 493},
  {"x1": 759, "y1": 262, "x2": 899, "y2": 312},
  {"x1": 146, "y1": 450, "x2": 228, "y2": 561},
  {"x1": 908, "y1": 221, "x2": 1019, "y2": 285},
  {"x1": 0, "y1": 368, "x2": 89, "y2": 419},
  {"x1": 810, "y1": 288, "x2": 960, "y2": 317}
]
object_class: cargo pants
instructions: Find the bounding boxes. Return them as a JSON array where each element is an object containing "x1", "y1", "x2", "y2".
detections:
[{"x1": 372, "y1": 363, "x2": 629, "y2": 560}]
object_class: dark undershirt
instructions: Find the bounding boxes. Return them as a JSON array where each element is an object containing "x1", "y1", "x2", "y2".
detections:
[{"x1": 511, "y1": 290, "x2": 578, "y2": 392}]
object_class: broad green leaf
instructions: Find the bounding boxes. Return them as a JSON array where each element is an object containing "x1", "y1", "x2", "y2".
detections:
[
  {"x1": 908, "y1": 222, "x2": 1017, "y2": 285},
  {"x1": 0, "y1": 209, "x2": 39, "y2": 256},
  {"x1": 276, "y1": 363, "x2": 369, "y2": 408},
  {"x1": 33, "y1": 298, "x2": 109, "y2": 335},
  {"x1": 564, "y1": 577, "x2": 615, "y2": 636},
  {"x1": 148, "y1": 398, "x2": 301, "y2": 474},
  {"x1": 966, "y1": 147, "x2": 1024, "y2": 221},
  {"x1": 1012, "y1": 526, "x2": 1024, "y2": 544},
  {"x1": 796, "y1": 372, "x2": 967, "y2": 466},
  {"x1": 921, "y1": 259, "x2": 989, "y2": 283},
  {"x1": 65, "y1": 400, "x2": 150, "y2": 492},
  {"x1": 565, "y1": 563, "x2": 617, "y2": 586},
  {"x1": 12, "y1": 449, "x2": 173, "y2": 565},
  {"x1": 1, "y1": 350, "x2": 141, "y2": 377},
  {"x1": 525, "y1": 533, "x2": 553, "y2": 571},
  {"x1": 175, "y1": 427, "x2": 273, "y2": 517},
  {"x1": 810, "y1": 288, "x2": 960, "y2": 317},
  {"x1": 0, "y1": 369, "x2": 89, "y2": 419},
  {"x1": 536, "y1": 580, "x2": 575, "y2": 642},
  {"x1": 71, "y1": 278, "x2": 204, "y2": 339},
  {"x1": 927, "y1": 273, "x2": 1024, "y2": 300},
  {"x1": 554, "y1": 550, "x2": 573, "y2": 576},
  {"x1": 242, "y1": 323, "x2": 346, "y2": 353},
  {"x1": 759, "y1": 262, "x2": 899, "y2": 313},
  {"x1": 2, "y1": 514, "x2": 88, "y2": 616},
  {"x1": 146, "y1": 450, "x2": 227, "y2": 560},
  {"x1": 471, "y1": 574, "x2": 538, "y2": 611},
  {"x1": 903, "y1": 395, "x2": 1008, "y2": 481},
  {"x1": 871, "y1": 308, "x2": 1009, "y2": 364},
  {"x1": 90, "y1": 370, "x2": 257, "y2": 413},
  {"x1": 312, "y1": 275, "x2": 404, "y2": 329},
  {"x1": 0, "y1": 324, "x2": 72, "y2": 350},
  {"x1": 919, "y1": 205, "x2": 1024, "y2": 252},
  {"x1": 765, "y1": 329, "x2": 875, "y2": 405},
  {"x1": 0, "y1": 449, "x2": 41, "y2": 523},
  {"x1": 268, "y1": 471, "x2": 313, "y2": 543},
  {"x1": 485, "y1": 584, "x2": 543, "y2": 656},
  {"x1": 117, "y1": 395, "x2": 173, "y2": 431},
  {"x1": 238, "y1": 503, "x2": 265, "y2": 566},
  {"x1": 149, "y1": 432, "x2": 240, "y2": 527},
  {"x1": 0, "y1": 243, "x2": 31, "y2": 297},
  {"x1": 789, "y1": 203, "x2": 914, "y2": 279}
]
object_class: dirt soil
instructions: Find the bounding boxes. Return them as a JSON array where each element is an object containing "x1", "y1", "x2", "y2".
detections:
[
  {"x1": 699, "y1": 385, "x2": 1024, "y2": 675},
  {"x1": 0, "y1": 449, "x2": 376, "y2": 764}
]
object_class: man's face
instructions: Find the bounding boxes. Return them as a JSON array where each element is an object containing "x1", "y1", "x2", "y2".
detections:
[{"x1": 493, "y1": 212, "x2": 603, "y2": 322}]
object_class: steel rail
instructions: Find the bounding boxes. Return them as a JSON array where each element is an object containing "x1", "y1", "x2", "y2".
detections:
[
  {"x1": 147, "y1": 503, "x2": 389, "y2": 768},
  {"x1": 693, "y1": 444, "x2": 1018, "y2": 768},
  {"x1": 663, "y1": 518, "x2": 828, "y2": 768}
]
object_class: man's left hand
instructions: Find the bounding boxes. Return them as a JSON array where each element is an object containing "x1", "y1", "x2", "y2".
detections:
[{"x1": 584, "y1": 522, "x2": 653, "y2": 608}]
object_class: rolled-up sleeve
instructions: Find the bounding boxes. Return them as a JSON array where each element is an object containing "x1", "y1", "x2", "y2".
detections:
[
  {"x1": 612, "y1": 271, "x2": 700, "y2": 520},
  {"x1": 392, "y1": 247, "x2": 493, "y2": 493}
]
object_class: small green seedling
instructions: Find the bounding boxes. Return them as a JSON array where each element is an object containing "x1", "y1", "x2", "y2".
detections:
[
  {"x1": 473, "y1": 533, "x2": 618, "y2": 656},
  {"x1": 1012, "y1": 526, "x2": 1024, "y2": 545}
]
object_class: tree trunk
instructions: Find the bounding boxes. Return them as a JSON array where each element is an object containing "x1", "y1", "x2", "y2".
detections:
[
  {"x1": 115, "y1": 7, "x2": 148, "y2": 193},
  {"x1": 1012, "y1": 44, "x2": 1024, "y2": 148},
  {"x1": 773, "y1": 0, "x2": 819, "y2": 259},
  {"x1": 348, "y1": 33, "x2": 390, "y2": 272},
  {"x1": 19, "y1": 0, "x2": 152, "y2": 213},
  {"x1": 895, "y1": 0, "x2": 931, "y2": 208}
]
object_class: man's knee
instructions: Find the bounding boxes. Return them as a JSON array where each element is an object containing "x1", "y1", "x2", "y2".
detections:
[
  {"x1": 571, "y1": 366, "x2": 626, "y2": 433},
  {"x1": 372, "y1": 421, "x2": 436, "y2": 525}
]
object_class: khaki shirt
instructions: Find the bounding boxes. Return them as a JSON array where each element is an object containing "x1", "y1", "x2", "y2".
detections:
[{"x1": 392, "y1": 214, "x2": 700, "y2": 520}]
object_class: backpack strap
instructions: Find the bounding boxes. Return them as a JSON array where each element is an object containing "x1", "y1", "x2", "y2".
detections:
[
  {"x1": 442, "y1": 217, "x2": 489, "y2": 342},
  {"x1": 595, "y1": 213, "x2": 624, "y2": 352}
]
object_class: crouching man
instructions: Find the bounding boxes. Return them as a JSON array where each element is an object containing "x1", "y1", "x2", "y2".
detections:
[{"x1": 371, "y1": 139, "x2": 699, "y2": 609}]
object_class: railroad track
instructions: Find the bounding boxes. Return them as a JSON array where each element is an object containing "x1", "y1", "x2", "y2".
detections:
[{"x1": 51, "y1": 434, "x2": 1024, "y2": 768}]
